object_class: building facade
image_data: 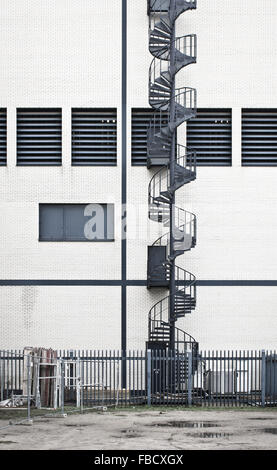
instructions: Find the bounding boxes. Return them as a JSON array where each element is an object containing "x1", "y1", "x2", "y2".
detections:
[{"x1": 0, "y1": 0, "x2": 277, "y2": 351}]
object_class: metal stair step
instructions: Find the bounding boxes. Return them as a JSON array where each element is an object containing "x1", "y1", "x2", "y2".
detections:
[
  {"x1": 151, "y1": 81, "x2": 171, "y2": 93},
  {"x1": 148, "y1": 140, "x2": 171, "y2": 150},
  {"x1": 154, "y1": 324, "x2": 170, "y2": 329},
  {"x1": 148, "y1": 136, "x2": 171, "y2": 147},
  {"x1": 154, "y1": 76, "x2": 171, "y2": 88},
  {"x1": 175, "y1": 304, "x2": 195, "y2": 309},
  {"x1": 149, "y1": 47, "x2": 170, "y2": 60},
  {"x1": 149, "y1": 211, "x2": 170, "y2": 218},
  {"x1": 149, "y1": 142, "x2": 170, "y2": 151},
  {"x1": 174, "y1": 54, "x2": 197, "y2": 73},
  {"x1": 154, "y1": 196, "x2": 171, "y2": 204},
  {"x1": 154, "y1": 19, "x2": 171, "y2": 34},
  {"x1": 160, "y1": 190, "x2": 172, "y2": 199},
  {"x1": 173, "y1": 236, "x2": 193, "y2": 252},
  {"x1": 149, "y1": 101, "x2": 169, "y2": 111},
  {"x1": 148, "y1": 150, "x2": 170, "y2": 159},
  {"x1": 147, "y1": 157, "x2": 170, "y2": 167},
  {"x1": 151, "y1": 27, "x2": 171, "y2": 40},
  {"x1": 150, "y1": 334, "x2": 170, "y2": 339},
  {"x1": 151, "y1": 78, "x2": 170, "y2": 89},
  {"x1": 175, "y1": 0, "x2": 197, "y2": 17},
  {"x1": 149, "y1": 43, "x2": 170, "y2": 54},
  {"x1": 150, "y1": 331, "x2": 170, "y2": 336},
  {"x1": 161, "y1": 70, "x2": 171, "y2": 82},
  {"x1": 150, "y1": 89, "x2": 170, "y2": 102},
  {"x1": 149, "y1": 207, "x2": 170, "y2": 215},
  {"x1": 149, "y1": 203, "x2": 170, "y2": 210},
  {"x1": 150, "y1": 33, "x2": 170, "y2": 44}
]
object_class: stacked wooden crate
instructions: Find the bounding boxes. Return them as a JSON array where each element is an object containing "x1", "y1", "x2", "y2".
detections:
[{"x1": 23, "y1": 347, "x2": 58, "y2": 408}]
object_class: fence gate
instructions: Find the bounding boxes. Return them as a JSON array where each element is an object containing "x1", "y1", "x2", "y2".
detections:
[{"x1": 147, "y1": 350, "x2": 192, "y2": 405}]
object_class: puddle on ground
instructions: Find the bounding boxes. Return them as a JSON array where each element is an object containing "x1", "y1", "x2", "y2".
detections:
[
  {"x1": 262, "y1": 428, "x2": 277, "y2": 435},
  {"x1": 121, "y1": 430, "x2": 142, "y2": 439},
  {"x1": 186, "y1": 432, "x2": 231, "y2": 439},
  {"x1": 33, "y1": 419, "x2": 51, "y2": 423},
  {"x1": 65, "y1": 423, "x2": 89, "y2": 427},
  {"x1": 248, "y1": 418, "x2": 274, "y2": 421},
  {"x1": 152, "y1": 421, "x2": 221, "y2": 428}
]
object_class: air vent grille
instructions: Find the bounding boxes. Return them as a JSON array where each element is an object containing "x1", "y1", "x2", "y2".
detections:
[
  {"x1": 187, "y1": 109, "x2": 232, "y2": 166},
  {"x1": 17, "y1": 108, "x2": 62, "y2": 166},
  {"x1": 0, "y1": 109, "x2": 7, "y2": 166},
  {"x1": 72, "y1": 108, "x2": 117, "y2": 166},
  {"x1": 242, "y1": 109, "x2": 277, "y2": 166}
]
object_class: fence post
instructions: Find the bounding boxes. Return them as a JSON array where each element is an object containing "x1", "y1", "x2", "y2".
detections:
[
  {"x1": 116, "y1": 359, "x2": 120, "y2": 407},
  {"x1": 76, "y1": 358, "x2": 81, "y2": 408},
  {"x1": 80, "y1": 360, "x2": 84, "y2": 413},
  {"x1": 27, "y1": 354, "x2": 33, "y2": 424},
  {"x1": 60, "y1": 359, "x2": 67, "y2": 417},
  {"x1": 0, "y1": 351, "x2": 3, "y2": 401},
  {"x1": 261, "y1": 350, "x2": 266, "y2": 407},
  {"x1": 187, "y1": 351, "x2": 192, "y2": 407},
  {"x1": 147, "y1": 350, "x2": 151, "y2": 407}
]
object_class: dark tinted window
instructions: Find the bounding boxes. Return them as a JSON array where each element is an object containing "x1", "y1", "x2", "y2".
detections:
[{"x1": 39, "y1": 204, "x2": 114, "y2": 241}]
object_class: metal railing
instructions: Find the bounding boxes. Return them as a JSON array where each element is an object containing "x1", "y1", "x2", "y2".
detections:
[
  {"x1": 151, "y1": 206, "x2": 197, "y2": 252},
  {"x1": 1, "y1": 349, "x2": 276, "y2": 420},
  {"x1": 168, "y1": 87, "x2": 197, "y2": 132},
  {"x1": 147, "y1": 0, "x2": 198, "y2": 356},
  {"x1": 148, "y1": 147, "x2": 196, "y2": 204},
  {"x1": 148, "y1": 0, "x2": 197, "y2": 20},
  {"x1": 175, "y1": 34, "x2": 197, "y2": 62},
  {"x1": 149, "y1": 35, "x2": 197, "y2": 102}
]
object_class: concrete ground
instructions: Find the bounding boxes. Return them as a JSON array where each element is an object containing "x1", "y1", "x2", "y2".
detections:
[{"x1": 0, "y1": 407, "x2": 277, "y2": 450}]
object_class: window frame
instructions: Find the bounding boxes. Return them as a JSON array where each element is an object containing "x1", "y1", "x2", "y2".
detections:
[{"x1": 38, "y1": 203, "x2": 115, "y2": 242}]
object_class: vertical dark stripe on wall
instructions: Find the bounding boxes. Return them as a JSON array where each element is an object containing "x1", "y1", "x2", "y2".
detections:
[{"x1": 121, "y1": 0, "x2": 127, "y2": 360}]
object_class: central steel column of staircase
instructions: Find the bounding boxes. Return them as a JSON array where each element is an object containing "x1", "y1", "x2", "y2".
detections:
[{"x1": 146, "y1": 0, "x2": 199, "y2": 370}]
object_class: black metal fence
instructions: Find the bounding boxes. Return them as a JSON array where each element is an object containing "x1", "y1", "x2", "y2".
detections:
[{"x1": 1, "y1": 350, "x2": 277, "y2": 412}]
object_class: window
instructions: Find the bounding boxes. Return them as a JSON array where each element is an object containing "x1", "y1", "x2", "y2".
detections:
[
  {"x1": 39, "y1": 204, "x2": 114, "y2": 242},
  {"x1": 0, "y1": 108, "x2": 7, "y2": 166},
  {"x1": 72, "y1": 108, "x2": 117, "y2": 166},
  {"x1": 187, "y1": 109, "x2": 232, "y2": 166},
  {"x1": 17, "y1": 108, "x2": 62, "y2": 166},
  {"x1": 131, "y1": 108, "x2": 169, "y2": 166},
  {"x1": 242, "y1": 109, "x2": 277, "y2": 166}
]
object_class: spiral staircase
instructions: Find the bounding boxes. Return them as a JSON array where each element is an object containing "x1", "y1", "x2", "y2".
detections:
[{"x1": 146, "y1": 0, "x2": 199, "y2": 371}]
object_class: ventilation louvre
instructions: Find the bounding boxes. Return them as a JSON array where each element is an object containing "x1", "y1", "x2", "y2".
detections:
[
  {"x1": 187, "y1": 109, "x2": 232, "y2": 166},
  {"x1": 131, "y1": 108, "x2": 168, "y2": 166},
  {"x1": 17, "y1": 108, "x2": 62, "y2": 166},
  {"x1": 72, "y1": 108, "x2": 117, "y2": 166},
  {"x1": 242, "y1": 109, "x2": 277, "y2": 166},
  {"x1": 0, "y1": 109, "x2": 7, "y2": 166}
]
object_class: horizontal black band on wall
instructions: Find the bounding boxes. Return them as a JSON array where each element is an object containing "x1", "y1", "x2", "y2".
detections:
[{"x1": 1, "y1": 280, "x2": 277, "y2": 286}]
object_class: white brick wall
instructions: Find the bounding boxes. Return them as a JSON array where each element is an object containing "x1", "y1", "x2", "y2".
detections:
[
  {"x1": 0, "y1": 286, "x2": 121, "y2": 350},
  {"x1": 0, "y1": 0, "x2": 122, "y2": 280},
  {"x1": 0, "y1": 0, "x2": 277, "y2": 350},
  {"x1": 127, "y1": 286, "x2": 277, "y2": 351}
]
